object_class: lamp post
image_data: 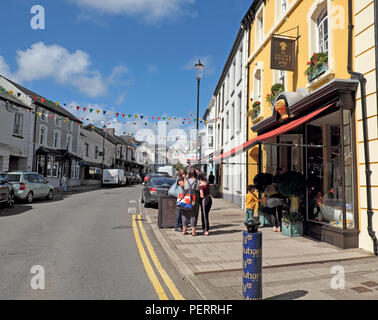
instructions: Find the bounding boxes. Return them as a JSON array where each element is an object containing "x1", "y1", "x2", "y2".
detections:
[
  {"x1": 194, "y1": 60, "x2": 204, "y2": 165},
  {"x1": 102, "y1": 125, "x2": 106, "y2": 175}
]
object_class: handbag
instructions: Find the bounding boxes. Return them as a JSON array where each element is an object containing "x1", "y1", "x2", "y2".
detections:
[
  {"x1": 168, "y1": 182, "x2": 184, "y2": 198},
  {"x1": 176, "y1": 180, "x2": 196, "y2": 210}
]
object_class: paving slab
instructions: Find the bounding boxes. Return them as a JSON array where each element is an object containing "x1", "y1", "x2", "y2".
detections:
[{"x1": 144, "y1": 198, "x2": 377, "y2": 300}]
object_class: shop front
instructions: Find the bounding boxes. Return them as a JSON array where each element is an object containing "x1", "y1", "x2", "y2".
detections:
[
  {"x1": 250, "y1": 79, "x2": 360, "y2": 249},
  {"x1": 35, "y1": 147, "x2": 82, "y2": 188}
]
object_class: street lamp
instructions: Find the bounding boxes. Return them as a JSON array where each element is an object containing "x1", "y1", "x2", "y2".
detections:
[{"x1": 194, "y1": 60, "x2": 204, "y2": 165}]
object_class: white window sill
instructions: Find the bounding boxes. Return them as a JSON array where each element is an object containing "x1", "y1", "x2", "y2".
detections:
[{"x1": 306, "y1": 69, "x2": 335, "y2": 91}]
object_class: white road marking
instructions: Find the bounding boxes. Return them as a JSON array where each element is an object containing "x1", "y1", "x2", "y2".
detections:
[{"x1": 128, "y1": 207, "x2": 137, "y2": 214}]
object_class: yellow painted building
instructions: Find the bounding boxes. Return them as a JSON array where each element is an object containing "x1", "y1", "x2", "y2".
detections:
[{"x1": 240, "y1": 0, "x2": 378, "y2": 253}]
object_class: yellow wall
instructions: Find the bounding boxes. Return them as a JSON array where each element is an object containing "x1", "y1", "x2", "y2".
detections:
[
  {"x1": 247, "y1": 0, "x2": 351, "y2": 182},
  {"x1": 246, "y1": 0, "x2": 378, "y2": 254}
]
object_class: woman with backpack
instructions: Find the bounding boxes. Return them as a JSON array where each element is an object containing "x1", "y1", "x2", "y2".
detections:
[
  {"x1": 198, "y1": 173, "x2": 212, "y2": 236},
  {"x1": 180, "y1": 168, "x2": 199, "y2": 236}
]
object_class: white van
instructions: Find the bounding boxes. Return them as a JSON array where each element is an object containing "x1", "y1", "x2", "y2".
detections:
[{"x1": 102, "y1": 169, "x2": 127, "y2": 186}]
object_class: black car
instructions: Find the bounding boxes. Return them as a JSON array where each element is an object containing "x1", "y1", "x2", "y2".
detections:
[
  {"x1": 0, "y1": 176, "x2": 15, "y2": 209},
  {"x1": 141, "y1": 176, "x2": 175, "y2": 207}
]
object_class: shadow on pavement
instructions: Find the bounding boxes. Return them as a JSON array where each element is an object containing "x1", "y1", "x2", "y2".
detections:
[
  {"x1": 0, "y1": 205, "x2": 33, "y2": 217},
  {"x1": 264, "y1": 290, "x2": 308, "y2": 300}
]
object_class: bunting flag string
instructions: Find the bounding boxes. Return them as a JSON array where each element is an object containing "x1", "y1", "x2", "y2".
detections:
[{"x1": 1, "y1": 85, "x2": 225, "y2": 126}]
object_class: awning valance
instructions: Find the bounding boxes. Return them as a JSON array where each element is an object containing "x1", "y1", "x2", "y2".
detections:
[{"x1": 213, "y1": 102, "x2": 335, "y2": 162}]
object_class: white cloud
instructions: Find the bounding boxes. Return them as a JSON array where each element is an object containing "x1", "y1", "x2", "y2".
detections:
[
  {"x1": 71, "y1": 0, "x2": 196, "y2": 23},
  {"x1": 1, "y1": 42, "x2": 130, "y2": 98},
  {"x1": 0, "y1": 56, "x2": 11, "y2": 78}
]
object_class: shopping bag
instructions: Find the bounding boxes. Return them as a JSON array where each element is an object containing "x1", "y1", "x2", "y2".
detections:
[{"x1": 176, "y1": 180, "x2": 196, "y2": 210}]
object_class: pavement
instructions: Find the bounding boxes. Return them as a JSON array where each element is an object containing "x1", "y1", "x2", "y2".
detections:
[{"x1": 144, "y1": 197, "x2": 378, "y2": 300}]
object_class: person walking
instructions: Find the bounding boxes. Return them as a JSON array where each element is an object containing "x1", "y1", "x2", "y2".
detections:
[
  {"x1": 59, "y1": 173, "x2": 67, "y2": 192},
  {"x1": 174, "y1": 169, "x2": 187, "y2": 232},
  {"x1": 198, "y1": 173, "x2": 212, "y2": 236},
  {"x1": 181, "y1": 168, "x2": 199, "y2": 236}
]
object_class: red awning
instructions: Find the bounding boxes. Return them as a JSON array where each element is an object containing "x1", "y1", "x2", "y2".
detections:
[{"x1": 213, "y1": 103, "x2": 335, "y2": 162}]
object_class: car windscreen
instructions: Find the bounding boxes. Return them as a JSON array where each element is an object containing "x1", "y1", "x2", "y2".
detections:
[
  {"x1": 0, "y1": 174, "x2": 21, "y2": 182},
  {"x1": 150, "y1": 178, "x2": 175, "y2": 187}
]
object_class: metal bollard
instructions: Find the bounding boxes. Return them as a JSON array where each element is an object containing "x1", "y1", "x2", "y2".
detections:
[{"x1": 242, "y1": 220, "x2": 262, "y2": 300}]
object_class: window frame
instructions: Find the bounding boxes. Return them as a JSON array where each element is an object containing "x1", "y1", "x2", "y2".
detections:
[
  {"x1": 13, "y1": 112, "x2": 23, "y2": 136},
  {"x1": 39, "y1": 125, "x2": 48, "y2": 146}
]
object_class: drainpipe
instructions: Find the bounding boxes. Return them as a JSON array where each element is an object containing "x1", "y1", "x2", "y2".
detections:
[
  {"x1": 348, "y1": 0, "x2": 378, "y2": 255},
  {"x1": 375, "y1": 0, "x2": 378, "y2": 132}
]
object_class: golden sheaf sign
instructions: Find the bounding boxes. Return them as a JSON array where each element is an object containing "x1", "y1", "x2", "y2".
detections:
[{"x1": 271, "y1": 37, "x2": 296, "y2": 71}]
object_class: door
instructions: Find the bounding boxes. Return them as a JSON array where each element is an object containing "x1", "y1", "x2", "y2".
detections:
[
  {"x1": 36, "y1": 174, "x2": 50, "y2": 197},
  {"x1": 25, "y1": 174, "x2": 40, "y2": 197}
]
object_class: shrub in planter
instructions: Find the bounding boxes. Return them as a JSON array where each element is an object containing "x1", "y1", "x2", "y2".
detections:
[
  {"x1": 277, "y1": 172, "x2": 306, "y2": 234},
  {"x1": 305, "y1": 52, "x2": 328, "y2": 81},
  {"x1": 253, "y1": 173, "x2": 273, "y2": 193}
]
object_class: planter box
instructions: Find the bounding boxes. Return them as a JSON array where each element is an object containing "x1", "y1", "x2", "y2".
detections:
[
  {"x1": 307, "y1": 63, "x2": 328, "y2": 82},
  {"x1": 282, "y1": 220, "x2": 303, "y2": 237}
]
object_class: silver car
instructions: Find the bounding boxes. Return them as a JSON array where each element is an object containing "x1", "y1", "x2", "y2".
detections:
[
  {"x1": 0, "y1": 172, "x2": 55, "y2": 204},
  {"x1": 0, "y1": 176, "x2": 15, "y2": 208}
]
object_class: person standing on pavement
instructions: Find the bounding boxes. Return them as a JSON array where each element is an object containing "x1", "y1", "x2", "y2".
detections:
[
  {"x1": 174, "y1": 169, "x2": 187, "y2": 232},
  {"x1": 181, "y1": 168, "x2": 199, "y2": 236},
  {"x1": 245, "y1": 185, "x2": 264, "y2": 224},
  {"x1": 208, "y1": 172, "x2": 215, "y2": 185},
  {"x1": 198, "y1": 173, "x2": 212, "y2": 236}
]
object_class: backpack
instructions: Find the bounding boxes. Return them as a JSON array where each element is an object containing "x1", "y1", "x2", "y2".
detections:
[{"x1": 176, "y1": 180, "x2": 196, "y2": 210}]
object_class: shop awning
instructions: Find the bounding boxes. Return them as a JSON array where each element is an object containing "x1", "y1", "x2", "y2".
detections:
[{"x1": 213, "y1": 103, "x2": 335, "y2": 162}]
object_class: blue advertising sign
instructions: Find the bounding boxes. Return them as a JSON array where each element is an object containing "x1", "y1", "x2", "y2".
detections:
[{"x1": 242, "y1": 231, "x2": 262, "y2": 300}]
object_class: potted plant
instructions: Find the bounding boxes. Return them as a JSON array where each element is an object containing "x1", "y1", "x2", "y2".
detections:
[
  {"x1": 247, "y1": 101, "x2": 261, "y2": 120},
  {"x1": 266, "y1": 83, "x2": 285, "y2": 106},
  {"x1": 277, "y1": 171, "x2": 306, "y2": 237},
  {"x1": 253, "y1": 173, "x2": 273, "y2": 226},
  {"x1": 305, "y1": 52, "x2": 328, "y2": 82}
]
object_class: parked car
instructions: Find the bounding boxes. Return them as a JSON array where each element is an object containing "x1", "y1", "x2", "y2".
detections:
[
  {"x1": 0, "y1": 176, "x2": 15, "y2": 208},
  {"x1": 143, "y1": 172, "x2": 170, "y2": 183},
  {"x1": 0, "y1": 172, "x2": 54, "y2": 204},
  {"x1": 141, "y1": 176, "x2": 175, "y2": 207},
  {"x1": 102, "y1": 169, "x2": 126, "y2": 187}
]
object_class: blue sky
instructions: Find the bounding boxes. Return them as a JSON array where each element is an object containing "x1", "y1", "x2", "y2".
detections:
[{"x1": 0, "y1": 0, "x2": 252, "y2": 134}]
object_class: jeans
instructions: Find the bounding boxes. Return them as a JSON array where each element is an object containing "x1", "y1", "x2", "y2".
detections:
[
  {"x1": 245, "y1": 209, "x2": 254, "y2": 223},
  {"x1": 271, "y1": 206, "x2": 283, "y2": 228},
  {"x1": 175, "y1": 208, "x2": 182, "y2": 229}
]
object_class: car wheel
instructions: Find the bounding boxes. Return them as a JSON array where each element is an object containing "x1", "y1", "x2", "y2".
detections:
[
  {"x1": 26, "y1": 192, "x2": 33, "y2": 204},
  {"x1": 8, "y1": 192, "x2": 15, "y2": 208},
  {"x1": 47, "y1": 189, "x2": 54, "y2": 200}
]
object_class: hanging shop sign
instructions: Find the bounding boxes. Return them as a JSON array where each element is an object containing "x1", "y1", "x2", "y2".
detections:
[{"x1": 270, "y1": 36, "x2": 296, "y2": 71}]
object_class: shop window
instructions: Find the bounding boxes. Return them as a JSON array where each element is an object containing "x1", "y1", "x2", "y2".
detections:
[
  {"x1": 47, "y1": 156, "x2": 54, "y2": 177},
  {"x1": 53, "y1": 161, "x2": 59, "y2": 178},
  {"x1": 37, "y1": 155, "x2": 45, "y2": 176},
  {"x1": 306, "y1": 110, "x2": 354, "y2": 228}
]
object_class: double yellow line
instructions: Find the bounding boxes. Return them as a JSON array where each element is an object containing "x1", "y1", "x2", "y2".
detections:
[{"x1": 132, "y1": 214, "x2": 184, "y2": 300}]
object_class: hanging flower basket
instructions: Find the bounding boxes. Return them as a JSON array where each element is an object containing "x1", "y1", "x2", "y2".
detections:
[
  {"x1": 247, "y1": 102, "x2": 261, "y2": 120},
  {"x1": 305, "y1": 52, "x2": 328, "y2": 82},
  {"x1": 266, "y1": 83, "x2": 285, "y2": 106}
]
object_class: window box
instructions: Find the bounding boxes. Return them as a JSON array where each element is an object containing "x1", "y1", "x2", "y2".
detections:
[{"x1": 307, "y1": 62, "x2": 328, "y2": 82}]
